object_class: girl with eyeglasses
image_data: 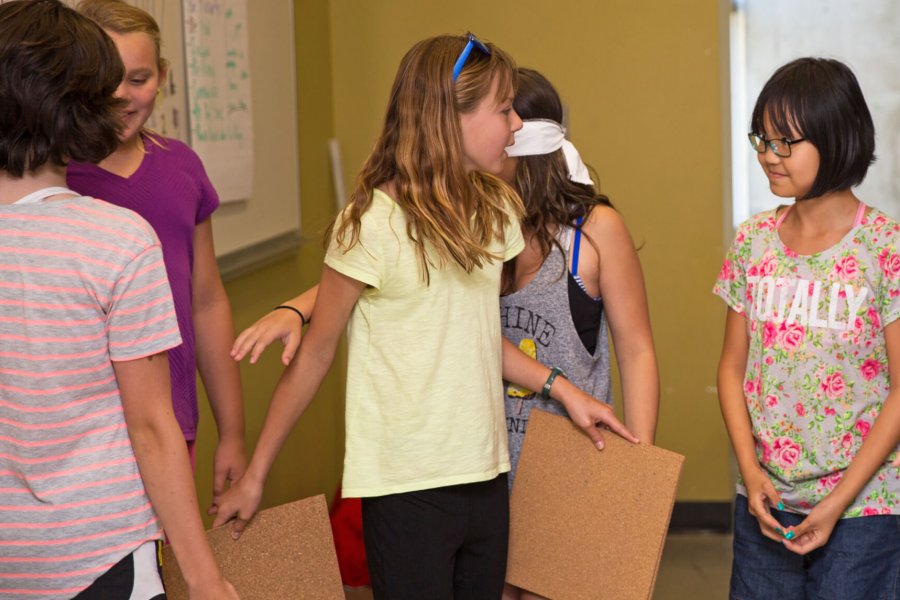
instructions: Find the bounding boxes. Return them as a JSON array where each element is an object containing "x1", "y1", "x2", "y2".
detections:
[
  {"x1": 213, "y1": 34, "x2": 636, "y2": 598},
  {"x1": 714, "y1": 57, "x2": 900, "y2": 599}
]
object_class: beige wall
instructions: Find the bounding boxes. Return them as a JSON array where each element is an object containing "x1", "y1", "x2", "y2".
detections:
[
  {"x1": 328, "y1": 0, "x2": 734, "y2": 501},
  {"x1": 196, "y1": 0, "x2": 736, "y2": 516},
  {"x1": 194, "y1": 0, "x2": 345, "y2": 523}
]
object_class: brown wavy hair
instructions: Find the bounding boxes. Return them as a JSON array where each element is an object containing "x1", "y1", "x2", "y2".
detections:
[
  {"x1": 331, "y1": 34, "x2": 523, "y2": 283},
  {"x1": 502, "y1": 68, "x2": 613, "y2": 293},
  {"x1": 0, "y1": 0, "x2": 124, "y2": 176}
]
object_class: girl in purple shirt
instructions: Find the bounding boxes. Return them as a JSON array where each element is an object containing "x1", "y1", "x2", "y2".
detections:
[{"x1": 67, "y1": 0, "x2": 246, "y2": 507}]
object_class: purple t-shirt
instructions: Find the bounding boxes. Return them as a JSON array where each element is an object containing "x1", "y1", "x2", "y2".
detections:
[{"x1": 68, "y1": 135, "x2": 219, "y2": 440}]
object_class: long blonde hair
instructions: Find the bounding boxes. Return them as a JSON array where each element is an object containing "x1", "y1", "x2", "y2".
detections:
[{"x1": 332, "y1": 34, "x2": 523, "y2": 283}]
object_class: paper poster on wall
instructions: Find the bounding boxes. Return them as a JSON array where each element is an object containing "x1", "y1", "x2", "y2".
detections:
[
  {"x1": 132, "y1": 0, "x2": 189, "y2": 143},
  {"x1": 183, "y1": 0, "x2": 254, "y2": 202}
]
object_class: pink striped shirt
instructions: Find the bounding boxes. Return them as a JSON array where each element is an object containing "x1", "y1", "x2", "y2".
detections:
[{"x1": 0, "y1": 196, "x2": 181, "y2": 599}]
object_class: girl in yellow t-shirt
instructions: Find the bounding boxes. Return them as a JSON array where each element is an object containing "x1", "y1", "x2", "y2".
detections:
[{"x1": 214, "y1": 33, "x2": 637, "y2": 598}]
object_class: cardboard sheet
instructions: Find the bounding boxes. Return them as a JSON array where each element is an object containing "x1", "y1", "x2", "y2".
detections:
[
  {"x1": 162, "y1": 494, "x2": 344, "y2": 599},
  {"x1": 507, "y1": 410, "x2": 685, "y2": 600}
]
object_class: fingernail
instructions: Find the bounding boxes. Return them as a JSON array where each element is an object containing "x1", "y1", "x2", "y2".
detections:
[
  {"x1": 595, "y1": 441, "x2": 604, "y2": 450},
  {"x1": 232, "y1": 532, "x2": 240, "y2": 540},
  {"x1": 777, "y1": 502, "x2": 784, "y2": 511},
  {"x1": 775, "y1": 527, "x2": 782, "y2": 534},
  {"x1": 784, "y1": 531, "x2": 795, "y2": 540}
]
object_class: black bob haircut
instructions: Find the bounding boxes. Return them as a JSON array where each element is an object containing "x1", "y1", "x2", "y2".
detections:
[
  {"x1": 0, "y1": 0, "x2": 124, "y2": 177},
  {"x1": 750, "y1": 57, "x2": 876, "y2": 200}
]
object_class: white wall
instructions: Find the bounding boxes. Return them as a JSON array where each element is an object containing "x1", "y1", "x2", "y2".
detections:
[{"x1": 732, "y1": 0, "x2": 899, "y2": 224}]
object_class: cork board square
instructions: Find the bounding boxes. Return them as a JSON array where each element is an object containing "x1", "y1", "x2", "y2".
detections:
[
  {"x1": 507, "y1": 410, "x2": 685, "y2": 600},
  {"x1": 162, "y1": 495, "x2": 344, "y2": 600}
]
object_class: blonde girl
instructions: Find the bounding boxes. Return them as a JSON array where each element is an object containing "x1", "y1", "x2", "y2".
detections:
[{"x1": 214, "y1": 33, "x2": 635, "y2": 598}]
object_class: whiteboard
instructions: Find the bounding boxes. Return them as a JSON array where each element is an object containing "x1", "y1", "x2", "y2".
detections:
[{"x1": 182, "y1": 0, "x2": 254, "y2": 202}]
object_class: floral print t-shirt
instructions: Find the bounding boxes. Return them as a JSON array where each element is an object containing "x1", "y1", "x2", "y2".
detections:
[{"x1": 714, "y1": 205, "x2": 900, "y2": 517}]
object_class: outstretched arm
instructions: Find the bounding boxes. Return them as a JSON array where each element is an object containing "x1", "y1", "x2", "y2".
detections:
[
  {"x1": 192, "y1": 219, "x2": 247, "y2": 508},
  {"x1": 115, "y1": 353, "x2": 238, "y2": 600},
  {"x1": 502, "y1": 337, "x2": 639, "y2": 449},
  {"x1": 586, "y1": 206, "x2": 659, "y2": 443},
  {"x1": 212, "y1": 267, "x2": 362, "y2": 537},
  {"x1": 231, "y1": 285, "x2": 319, "y2": 366}
]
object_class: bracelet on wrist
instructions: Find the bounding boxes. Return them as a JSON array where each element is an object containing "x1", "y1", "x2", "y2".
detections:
[
  {"x1": 540, "y1": 367, "x2": 566, "y2": 400},
  {"x1": 274, "y1": 305, "x2": 308, "y2": 326}
]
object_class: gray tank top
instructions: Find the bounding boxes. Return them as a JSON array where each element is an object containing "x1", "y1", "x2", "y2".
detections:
[{"x1": 500, "y1": 226, "x2": 612, "y2": 486}]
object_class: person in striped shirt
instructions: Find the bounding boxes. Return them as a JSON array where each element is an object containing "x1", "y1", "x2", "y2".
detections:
[{"x1": 0, "y1": 1, "x2": 238, "y2": 598}]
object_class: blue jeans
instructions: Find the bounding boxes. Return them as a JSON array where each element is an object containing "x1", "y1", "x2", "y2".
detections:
[{"x1": 730, "y1": 494, "x2": 900, "y2": 600}]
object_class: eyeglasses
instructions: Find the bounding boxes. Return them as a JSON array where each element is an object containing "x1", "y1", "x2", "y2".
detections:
[
  {"x1": 748, "y1": 133, "x2": 807, "y2": 158},
  {"x1": 452, "y1": 32, "x2": 491, "y2": 82}
]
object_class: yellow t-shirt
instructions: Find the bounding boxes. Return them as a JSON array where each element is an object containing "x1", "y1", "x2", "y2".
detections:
[{"x1": 325, "y1": 189, "x2": 524, "y2": 497}]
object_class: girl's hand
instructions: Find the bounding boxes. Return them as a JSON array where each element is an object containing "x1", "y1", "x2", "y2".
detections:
[
  {"x1": 741, "y1": 467, "x2": 786, "y2": 541},
  {"x1": 781, "y1": 497, "x2": 843, "y2": 555},
  {"x1": 560, "y1": 387, "x2": 639, "y2": 450},
  {"x1": 231, "y1": 309, "x2": 303, "y2": 366},
  {"x1": 210, "y1": 437, "x2": 247, "y2": 513},
  {"x1": 209, "y1": 475, "x2": 263, "y2": 540}
]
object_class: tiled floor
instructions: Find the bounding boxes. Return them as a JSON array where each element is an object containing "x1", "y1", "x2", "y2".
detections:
[
  {"x1": 344, "y1": 532, "x2": 733, "y2": 599},
  {"x1": 654, "y1": 533, "x2": 732, "y2": 599}
]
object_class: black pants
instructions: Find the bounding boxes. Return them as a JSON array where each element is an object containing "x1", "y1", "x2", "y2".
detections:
[{"x1": 362, "y1": 474, "x2": 509, "y2": 600}]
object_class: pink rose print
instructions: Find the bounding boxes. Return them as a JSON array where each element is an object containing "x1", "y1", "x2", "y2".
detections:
[
  {"x1": 868, "y1": 307, "x2": 881, "y2": 330},
  {"x1": 863, "y1": 507, "x2": 880, "y2": 516},
  {"x1": 758, "y1": 254, "x2": 776, "y2": 277},
  {"x1": 719, "y1": 259, "x2": 733, "y2": 282},
  {"x1": 873, "y1": 214, "x2": 888, "y2": 227},
  {"x1": 762, "y1": 322, "x2": 778, "y2": 348},
  {"x1": 859, "y1": 358, "x2": 882, "y2": 381},
  {"x1": 855, "y1": 420, "x2": 871, "y2": 438},
  {"x1": 841, "y1": 433, "x2": 854, "y2": 449},
  {"x1": 794, "y1": 402, "x2": 806, "y2": 416},
  {"x1": 834, "y1": 255, "x2": 859, "y2": 282},
  {"x1": 765, "y1": 395, "x2": 778, "y2": 407},
  {"x1": 744, "y1": 378, "x2": 759, "y2": 396},
  {"x1": 883, "y1": 507, "x2": 892, "y2": 515},
  {"x1": 778, "y1": 322, "x2": 806, "y2": 352},
  {"x1": 821, "y1": 372, "x2": 846, "y2": 400},
  {"x1": 818, "y1": 472, "x2": 842, "y2": 491},
  {"x1": 772, "y1": 437, "x2": 801, "y2": 468},
  {"x1": 824, "y1": 407, "x2": 836, "y2": 417},
  {"x1": 758, "y1": 439, "x2": 772, "y2": 464},
  {"x1": 878, "y1": 247, "x2": 900, "y2": 279}
]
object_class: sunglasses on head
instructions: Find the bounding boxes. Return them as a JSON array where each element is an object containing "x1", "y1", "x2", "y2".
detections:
[{"x1": 452, "y1": 32, "x2": 491, "y2": 82}]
